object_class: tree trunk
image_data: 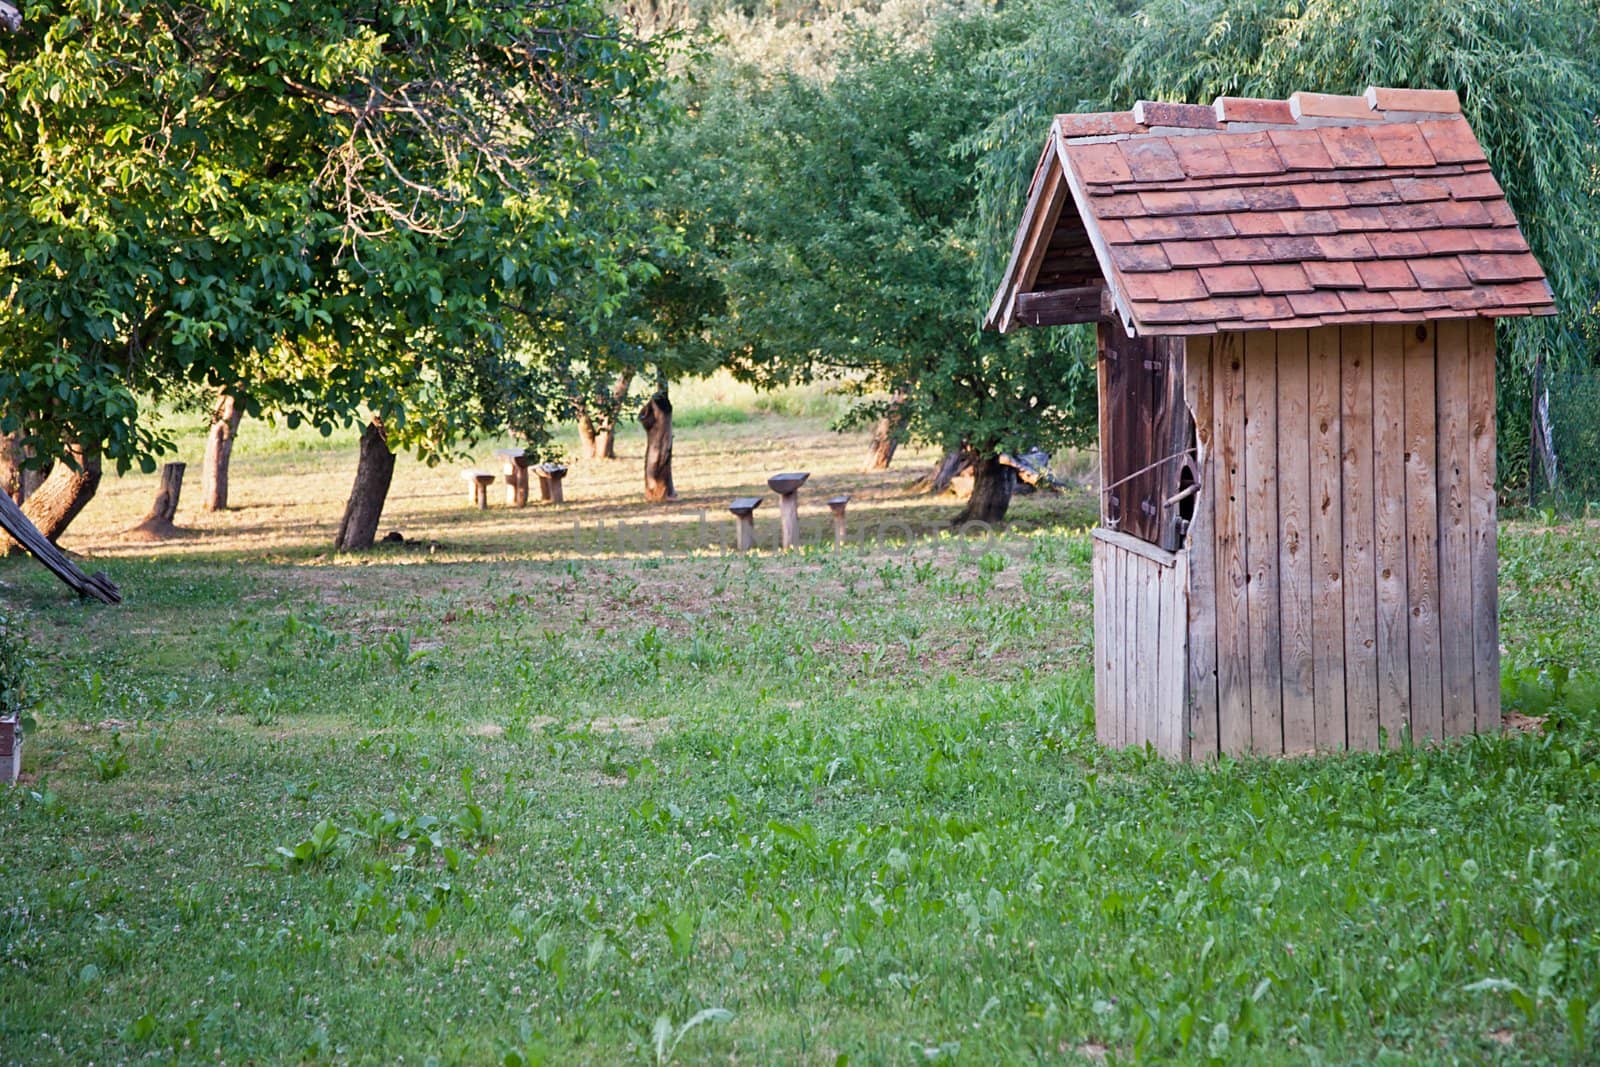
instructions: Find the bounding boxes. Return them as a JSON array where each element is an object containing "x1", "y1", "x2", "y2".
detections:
[
  {"x1": 952, "y1": 453, "x2": 1016, "y2": 526},
  {"x1": 863, "y1": 394, "x2": 907, "y2": 471},
  {"x1": 130, "y1": 462, "x2": 186, "y2": 538},
  {"x1": 576, "y1": 409, "x2": 599, "y2": 460},
  {"x1": 0, "y1": 432, "x2": 22, "y2": 504},
  {"x1": 600, "y1": 372, "x2": 631, "y2": 460},
  {"x1": 1530, "y1": 352, "x2": 1557, "y2": 503},
  {"x1": 916, "y1": 449, "x2": 974, "y2": 495},
  {"x1": 201, "y1": 392, "x2": 244, "y2": 511},
  {"x1": 21, "y1": 458, "x2": 49, "y2": 502},
  {"x1": 638, "y1": 390, "x2": 676, "y2": 503},
  {"x1": 334, "y1": 419, "x2": 397, "y2": 551},
  {"x1": 17, "y1": 442, "x2": 101, "y2": 545}
]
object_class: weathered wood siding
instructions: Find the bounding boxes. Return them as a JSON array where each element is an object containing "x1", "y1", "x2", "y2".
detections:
[
  {"x1": 1091, "y1": 528, "x2": 1189, "y2": 759},
  {"x1": 1182, "y1": 323, "x2": 1499, "y2": 757}
]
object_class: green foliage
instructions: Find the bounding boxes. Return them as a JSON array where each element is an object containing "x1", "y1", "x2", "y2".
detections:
[
  {"x1": 971, "y1": 0, "x2": 1600, "y2": 495},
  {"x1": 659, "y1": 15, "x2": 1096, "y2": 464},
  {"x1": 0, "y1": 0, "x2": 671, "y2": 472},
  {"x1": 0, "y1": 611, "x2": 31, "y2": 724}
]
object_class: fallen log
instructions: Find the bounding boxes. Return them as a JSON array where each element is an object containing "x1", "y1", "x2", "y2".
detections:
[{"x1": 0, "y1": 490, "x2": 121, "y2": 604}]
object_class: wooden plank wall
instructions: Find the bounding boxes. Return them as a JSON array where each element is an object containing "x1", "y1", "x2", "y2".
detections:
[
  {"x1": 1092, "y1": 529, "x2": 1188, "y2": 758},
  {"x1": 1183, "y1": 323, "x2": 1499, "y2": 757}
]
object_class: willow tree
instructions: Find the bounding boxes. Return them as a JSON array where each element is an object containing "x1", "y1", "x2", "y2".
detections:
[
  {"x1": 0, "y1": 1, "x2": 667, "y2": 548},
  {"x1": 972, "y1": 0, "x2": 1600, "y2": 494}
]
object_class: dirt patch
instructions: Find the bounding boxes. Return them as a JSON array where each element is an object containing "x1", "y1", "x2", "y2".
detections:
[
  {"x1": 1503, "y1": 711, "x2": 1547, "y2": 734},
  {"x1": 585, "y1": 716, "x2": 670, "y2": 746}
]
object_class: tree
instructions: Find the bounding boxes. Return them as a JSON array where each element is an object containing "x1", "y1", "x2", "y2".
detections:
[
  {"x1": 662, "y1": 15, "x2": 1095, "y2": 522},
  {"x1": 0, "y1": 1, "x2": 668, "y2": 548},
  {"x1": 971, "y1": 0, "x2": 1600, "y2": 497}
]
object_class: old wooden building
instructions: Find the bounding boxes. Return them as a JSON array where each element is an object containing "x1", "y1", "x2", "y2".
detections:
[{"x1": 987, "y1": 88, "x2": 1556, "y2": 758}]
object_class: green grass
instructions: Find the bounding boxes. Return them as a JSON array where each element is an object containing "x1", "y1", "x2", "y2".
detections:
[{"x1": 2, "y1": 409, "x2": 1599, "y2": 1064}]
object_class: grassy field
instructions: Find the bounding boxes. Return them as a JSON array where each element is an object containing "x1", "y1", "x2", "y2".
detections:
[{"x1": 2, "y1": 383, "x2": 1599, "y2": 1065}]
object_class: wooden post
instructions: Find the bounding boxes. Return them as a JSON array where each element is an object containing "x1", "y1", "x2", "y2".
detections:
[
  {"x1": 0, "y1": 715, "x2": 18, "y2": 784},
  {"x1": 767, "y1": 472, "x2": 809, "y2": 550},
  {"x1": 462, "y1": 470, "x2": 494, "y2": 508},
  {"x1": 537, "y1": 464, "x2": 568, "y2": 504},
  {"x1": 131, "y1": 462, "x2": 186, "y2": 538},
  {"x1": 826, "y1": 494, "x2": 849, "y2": 546},
  {"x1": 729, "y1": 497, "x2": 762, "y2": 551},
  {"x1": 496, "y1": 448, "x2": 529, "y2": 506}
]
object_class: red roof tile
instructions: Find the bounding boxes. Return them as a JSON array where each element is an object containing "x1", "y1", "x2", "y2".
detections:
[
  {"x1": 1200, "y1": 265, "x2": 1262, "y2": 295},
  {"x1": 987, "y1": 86, "x2": 1556, "y2": 334},
  {"x1": 1254, "y1": 263, "x2": 1313, "y2": 293},
  {"x1": 1121, "y1": 139, "x2": 1186, "y2": 181},
  {"x1": 1134, "y1": 100, "x2": 1218, "y2": 129},
  {"x1": 1320, "y1": 127, "x2": 1385, "y2": 168},
  {"x1": 1304, "y1": 261, "x2": 1363, "y2": 288},
  {"x1": 1213, "y1": 97, "x2": 1296, "y2": 125},
  {"x1": 1291, "y1": 91, "x2": 1375, "y2": 121},
  {"x1": 1408, "y1": 258, "x2": 1474, "y2": 290},
  {"x1": 1368, "y1": 124, "x2": 1436, "y2": 167}
]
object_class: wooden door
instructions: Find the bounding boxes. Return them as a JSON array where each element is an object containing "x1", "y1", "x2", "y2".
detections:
[{"x1": 1098, "y1": 319, "x2": 1195, "y2": 550}]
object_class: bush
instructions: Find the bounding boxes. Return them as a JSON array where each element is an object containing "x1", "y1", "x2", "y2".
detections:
[{"x1": 0, "y1": 613, "x2": 33, "y2": 725}]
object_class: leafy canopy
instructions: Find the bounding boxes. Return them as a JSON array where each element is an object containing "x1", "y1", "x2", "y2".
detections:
[{"x1": 0, "y1": 0, "x2": 669, "y2": 469}]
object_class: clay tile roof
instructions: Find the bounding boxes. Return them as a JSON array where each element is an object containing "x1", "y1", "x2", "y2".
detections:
[{"x1": 986, "y1": 86, "x2": 1557, "y2": 334}]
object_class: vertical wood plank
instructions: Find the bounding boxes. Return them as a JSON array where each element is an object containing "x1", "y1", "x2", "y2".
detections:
[
  {"x1": 1244, "y1": 330, "x2": 1283, "y2": 755},
  {"x1": 1371, "y1": 326, "x2": 1412, "y2": 747},
  {"x1": 1340, "y1": 326, "x2": 1380, "y2": 751},
  {"x1": 1097, "y1": 324, "x2": 1113, "y2": 527},
  {"x1": 1142, "y1": 554, "x2": 1163, "y2": 749},
  {"x1": 1120, "y1": 547, "x2": 1132, "y2": 748},
  {"x1": 1159, "y1": 555, "x2": 1190, "y2": 758},
  {"x1": 1213, "y1": 331, "x2": 1253, "y2": 755},
  {"x1": 1434, "y1": 320, "x2": 1476, "y2": 738},
  {"x1": 1184, "y1": 337, "x2": 1220, "y2": 760},
  {"x1": 1113, "y1": 547, "x2": 1126, "y2": 748},
  {"x1": 1404, "y1": 323, "x2": 1445, "y2": 741},
  {"x1": 1093, "y1": 541, "x2": 1111, "y2": 747},
  {"x1": 1467, "y1": 319, "x2": 1501, "y2": 732},
  {"x1": 1308, "y1": 327, "x2": 1347, "y2": 751},
  {"x1": 1276, "y1": 329, "x2": 1316, "y2": 754}
]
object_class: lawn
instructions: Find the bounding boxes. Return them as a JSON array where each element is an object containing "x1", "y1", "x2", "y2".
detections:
[{"x1": 2, "y1": 386, "x2": 1598, "y2": 1065}]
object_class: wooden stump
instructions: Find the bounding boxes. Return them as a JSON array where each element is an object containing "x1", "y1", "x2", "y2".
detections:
[
  {"x1": 729, "y1": 497, "x2": 763, "y2": 552},
  {"x1": 130, "y1": 462, "x2": 186, "y2": 539},
  {"x1": 462, "y1": 470, "x2": 495, "y2": 508},
  {"x1": 497, "y1": 448, "x2": 530, "y2": 506},
  {"x1": 826, "y1": 494, "x2": 850, "y2": 546},
  {"x1": 767, "y1": 472, "x2": 809, "y2": 550},
  {"x1": 537, "y1": 464, "x2": 568, "y2": 504}
]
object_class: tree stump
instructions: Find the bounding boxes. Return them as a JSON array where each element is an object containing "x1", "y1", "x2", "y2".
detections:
[
  {"x1": 767, "y1": 472, "x2": 809, "y2": 550},
  {"x1": 130, "y1": 462, "x2": 186, "y2": 539},
  {"x1": 729, "y1": 497, "x2": 763, "y2": 552},
  {"x1": 826, "y1": 494, "x2": 850, "y2": 546},
  {"x1": 639, "y1": 391, "x2": 676, "y2": 502}
]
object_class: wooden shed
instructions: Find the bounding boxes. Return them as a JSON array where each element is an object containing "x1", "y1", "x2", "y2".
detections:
[{"x1": 986, "y1": 87, "x2": 1556, "y2": 759}]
